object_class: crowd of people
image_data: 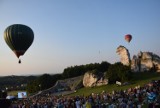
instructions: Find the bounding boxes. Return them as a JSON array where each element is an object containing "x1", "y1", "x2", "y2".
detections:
[{"x1": 9, "y1": 80, "x2": 160, "y2": 108}]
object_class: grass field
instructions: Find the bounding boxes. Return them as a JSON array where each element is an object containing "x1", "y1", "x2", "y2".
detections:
[{"x1": 68, "y1": 72, "x2": 160, "y2": 96}]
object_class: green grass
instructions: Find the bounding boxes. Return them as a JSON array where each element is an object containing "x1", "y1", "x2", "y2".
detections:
[{"x1": 69, "y1": 72, "x2": 160, "y2": 96}]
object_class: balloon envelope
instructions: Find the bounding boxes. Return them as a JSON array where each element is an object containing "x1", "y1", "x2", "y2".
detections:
[
  {"x1": 125, "y1": 34, "x2": 132, "y2": 43},
  {"x1": 4, "y1": 24, "x2": 34, "y2": 58}
]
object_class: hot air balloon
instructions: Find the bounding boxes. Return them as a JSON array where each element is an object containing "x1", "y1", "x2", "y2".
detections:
[
  {"x1": 125, "y1": 34, "x2": 132, "y2": 43},
  {"x1": 4, "y1": 24, "x2": 34, "y2": 63}
]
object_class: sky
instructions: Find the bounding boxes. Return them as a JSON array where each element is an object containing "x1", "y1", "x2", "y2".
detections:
[{"x1": 0, "y1": 0, "x2": 160, "y2": 76}]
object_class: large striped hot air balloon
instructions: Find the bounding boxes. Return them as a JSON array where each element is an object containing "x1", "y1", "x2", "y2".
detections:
[
  {"x1": 4, "y1": 24, "x2": 34, "y2": 63},
  {"x1": 125, "y1": 34, "x2": 132, "y2": 43}
]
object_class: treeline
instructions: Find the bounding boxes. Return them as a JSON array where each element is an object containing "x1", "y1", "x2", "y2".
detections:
[
  {"x1": 62, "y1": 61, "x2": 111, "y2": 79},
  {"x1": 62, "y1": 62, "x2": 132, "y2": 84},
  {"x1": 0, "y1": 76, "x2": 37, "y2": 91},
  {"x1": 105, "y1": 62, "x2": 132, "y2": 83}
]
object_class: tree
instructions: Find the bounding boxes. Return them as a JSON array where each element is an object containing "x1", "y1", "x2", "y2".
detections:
[
  {"x1": 37, "y1": 74, "x2": 54, "y2": 90},
  {"x1": 98, "y1": 61, "x2": 111, "y2": 72},
  {"x1": 105, "y1": 62, "x2": 131, "y2": 84},
  {"x1": 62, "y1": 61, "x2": 111, "y2": 79},
  {"x1": 27, "y1": 74, "x2": 62, "y2": 93},
  {"x1": 26, "y1": 80, "x2": 39, "y2": 93}
]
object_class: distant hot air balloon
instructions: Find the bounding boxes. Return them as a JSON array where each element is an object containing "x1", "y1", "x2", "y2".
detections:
[
  {"x1": 125, "y1": 34, "x2": 132, "y2": 43},
  {"x1": 4, "y1": 24, "x2": 34, "y2": 63}
]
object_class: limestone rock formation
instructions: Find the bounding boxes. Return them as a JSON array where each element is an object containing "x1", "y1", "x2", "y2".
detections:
[
  {"x1": 131, "y1": 51, "x2": 160, "y2": 72},
  {"x1": 116, "y1": 45, "x2": 160, "y2": 72},
  {"x1": 116, "y1": 45, "x2": 131, "y2": 66},
  {"x1": 83, "y1": 71, "x2": 108, "y2": 87}
]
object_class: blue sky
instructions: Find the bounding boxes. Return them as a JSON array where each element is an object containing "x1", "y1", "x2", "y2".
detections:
[{"x1": 0, "y1": 0, "x2": 160, "y2": 76}]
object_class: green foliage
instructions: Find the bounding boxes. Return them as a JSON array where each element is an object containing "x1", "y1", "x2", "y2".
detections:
[
  {"x1": 38, "y1": 74, "x2": 57, "y2": 90},
  {"x1": 62, "y1": 61, "x2": 111, "y2": 79},
  {"x1": 105, "y1": 62, "x2": 131, "y2": 83},
  {"x1": 0, "y1": 75, "x2": 37, "y2": 91},
  {"x1": 89, "y1": 69, "x2": 99, "y2": 75},
  {"x1": 26, "y1": 74, "x2": 62, "y2": 93},
  {"x1": 98, "y1": 61, "x2": 111, "y2": 72},
  {"x1": 26, "y1": 80, "x2": 39, "y2": 93}
]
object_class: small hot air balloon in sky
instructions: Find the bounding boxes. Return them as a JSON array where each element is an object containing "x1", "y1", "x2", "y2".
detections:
[
  {"x1": 4, "y1": 24, "x2": 34, "y2": 63},
  {"x1": 125, "y1": 34, "x2": 132, "y2": 43}
]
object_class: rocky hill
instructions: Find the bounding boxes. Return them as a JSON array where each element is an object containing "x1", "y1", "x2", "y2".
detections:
[{"x1": 117, "y1": 45, "x2": 160, "y2": 72}]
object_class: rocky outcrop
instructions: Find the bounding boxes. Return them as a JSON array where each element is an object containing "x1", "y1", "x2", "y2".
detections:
[
  {"x1": 116, "y1": 45, "x2": 160, "y2": 72},
  {"x1": 116, "y1": 45, "x2": 131, "y2": 66},
  {"x1": 131, "y1": 51, "x2": 160, "y2": 72},
  {"x1": 83, "y1": 71, "x2": 108, "y2": 87}
]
